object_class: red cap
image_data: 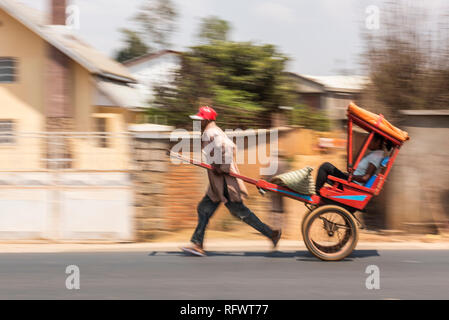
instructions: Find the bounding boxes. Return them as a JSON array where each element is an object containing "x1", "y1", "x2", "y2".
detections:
[{"x1": 189, "y1": 106, "x2": 217, "y2": 121}]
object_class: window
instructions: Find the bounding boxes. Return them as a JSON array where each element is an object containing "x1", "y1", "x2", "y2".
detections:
[
  {"x1": 95, "y1": 117, "x2": 108, "y2": 148},
  {"x1": 0, "y1": 120, "x2": 15, "y2": 144},
  {"x1": 0, "y1": 58, "x2": 17, "y2": 83}
]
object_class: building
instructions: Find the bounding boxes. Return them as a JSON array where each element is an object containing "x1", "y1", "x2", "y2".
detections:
[
  {"x1": 287, "y1": 72, "x2": 370, "y2": 127},
  {"x1": 124, "y1": 50, "x2": 181, "y2": 120},
  {"x1": 0, "y1": 0, "x2": 145, "y2": 240},
  {"x1": 0, "y1": 0, "x2": 145, "y2": 170},
  {"x1": 381, "y1": 110, "x2": 449, "y2": 233}
]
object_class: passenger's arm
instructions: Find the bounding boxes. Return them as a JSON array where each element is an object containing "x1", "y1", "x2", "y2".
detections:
[{"x1": 352, "y1": 163, "x2": 377, "y2": 183}]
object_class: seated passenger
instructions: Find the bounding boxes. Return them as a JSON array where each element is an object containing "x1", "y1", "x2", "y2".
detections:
[{"x1": 315, "y1": 133, "x2": 392, "y2": 195}]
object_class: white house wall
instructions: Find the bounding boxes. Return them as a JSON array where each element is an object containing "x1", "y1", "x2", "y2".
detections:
[
  {"x1": 127, "y1": 53, "x2": 181, "y2": 106},
  {"x1": 0, "y1": 172, "x2": 134, "y2": 240}
]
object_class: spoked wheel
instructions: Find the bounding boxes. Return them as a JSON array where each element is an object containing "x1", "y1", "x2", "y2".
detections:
[{"x1": 302, "y1": 205, "x2": 359, "y2": 261}]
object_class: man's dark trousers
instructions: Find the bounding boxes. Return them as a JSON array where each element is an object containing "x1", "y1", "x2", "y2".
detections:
[{"x1": 191, "y1": 180, "x2": 274, "y2": 246}]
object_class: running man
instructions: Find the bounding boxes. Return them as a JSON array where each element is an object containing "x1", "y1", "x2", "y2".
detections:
[{"x1": 182, "y1": 106, "x2": 282, "y2": 256}]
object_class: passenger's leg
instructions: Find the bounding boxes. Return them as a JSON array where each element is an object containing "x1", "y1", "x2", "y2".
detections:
[{"x1": 315, "y1": 162, "x2": 348, "y2": 194}]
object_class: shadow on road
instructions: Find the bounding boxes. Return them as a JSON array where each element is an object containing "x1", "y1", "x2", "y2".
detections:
[
  {"x1": 296, "y1": 250, "x2": 381, "y2": 262},
  {"x1": 148, "y1": 249, "x2": 380, "y2": 261}
]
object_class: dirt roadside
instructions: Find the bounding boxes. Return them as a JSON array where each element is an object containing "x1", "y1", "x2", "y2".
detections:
[{"x1": 0, "y1": 230, "x2": 448, "y2": 253}]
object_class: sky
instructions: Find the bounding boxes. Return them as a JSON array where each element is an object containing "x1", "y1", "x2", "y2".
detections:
[{"x1": 17, "y1": 0, "x2": 448, "y2": 75}]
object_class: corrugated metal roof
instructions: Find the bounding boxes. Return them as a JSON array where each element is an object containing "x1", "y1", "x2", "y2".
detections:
[
  {"x1": 286, "y1": 72, "x2": 325, "y2": 93},
  {"x1": 95, "y1": 78, "x2": 146, "y2": 109},
  {"x1": 0, "y1": 0, "x2": 135, "y2": 83},
  {"x1": 399, "y1": 110, "x2": 449, "y2": 116},
  {"x1": 301, "y1": 75, "x2": 370, "y2": 93}
]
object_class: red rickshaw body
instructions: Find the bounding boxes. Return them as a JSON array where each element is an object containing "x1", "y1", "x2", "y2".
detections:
[{"x1": 317, "y1": 103, "x2": 409, "y2": 211}]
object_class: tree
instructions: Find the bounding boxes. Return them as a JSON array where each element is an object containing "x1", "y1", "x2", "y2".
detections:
[
  {"x1": 115, "y1": 29, "x2": 149, "y2": 63},
  {"x1": 290, "y1": 105, "x2": 330, "y2": 132},
  {"x1": 361, "y1": 1, "x2": 449, "y2": 122},
  {"x1": 134, "y1": 0, "x2": 178, "y2": 50},
  {"x1": 152, "y1": 40, "x2": 294, "y2": 128},
  {"x1": 197, "y1": 16, "x2": 231, "y2": 43}
]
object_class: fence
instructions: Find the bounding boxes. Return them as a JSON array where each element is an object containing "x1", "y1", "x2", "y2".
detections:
[
  {"x1": 0, "y1": 132, "x2": 134, "y2": 241},
  {"x1": 0, "y1": 132, "x2": 133, "y2": 171}
]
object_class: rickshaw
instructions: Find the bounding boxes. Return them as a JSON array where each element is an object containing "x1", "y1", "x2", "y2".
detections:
[{"x1": 168, "y1": 102, "x2": 410, "y2": 261}]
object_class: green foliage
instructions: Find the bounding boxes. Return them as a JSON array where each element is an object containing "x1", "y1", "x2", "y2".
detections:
[
  {"x1": 134, "y1": 0, "x2": 178, "y2": 50},
  {"x1": 149, "y1": 84, "x2": 189, "y2": 127},
  {"x1": 115, "y1": 0, "x2": 177, "y2": 63},
  {"x1": 115, "y1": 29, "x2": 149, "y2": 63},
  {"x1": 153, "y1": 39, "x2": 293, "y2": 129},
  {"x1": 290, "y1": 105, "x2": 331, "y2": 131},
  {"x1": 197, "y1": 16, "x2": 231, "y2": 43}
]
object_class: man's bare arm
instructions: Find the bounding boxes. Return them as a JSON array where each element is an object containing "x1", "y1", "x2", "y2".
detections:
[{"x1": 352, "y1": 163, "x2": 377, "y2": 183}]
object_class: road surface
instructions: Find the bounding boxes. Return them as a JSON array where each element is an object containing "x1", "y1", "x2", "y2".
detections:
[{"x1": 0, "y1": 248, "x2": 448, "y2": 299}]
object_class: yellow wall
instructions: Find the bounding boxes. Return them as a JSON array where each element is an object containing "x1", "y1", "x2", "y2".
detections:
[
  {"x1": 71, "y1": 106, "x2": 132, "y2": 170},
  {"x1": 0, "y1": 9, "x2": 46, "y2": 130},
  {"x1": 0, "y1": 8, "x2": 134, "y2": 171},
  {"x1": 0, "y1": 9, "x2": 46, "y2": 170},
  {"x1": 72, "y1": 61, "x2": 91, "y2": 132}
]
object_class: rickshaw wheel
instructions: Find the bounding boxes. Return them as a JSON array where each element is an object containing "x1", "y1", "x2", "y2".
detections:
[{"x1": 302, "y1": 205, "x2": 359, "y2": 261}]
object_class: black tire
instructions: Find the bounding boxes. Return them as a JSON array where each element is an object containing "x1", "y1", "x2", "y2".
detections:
[{"x1": 302, "y1": 205, "x2": 359, "y2": 261}]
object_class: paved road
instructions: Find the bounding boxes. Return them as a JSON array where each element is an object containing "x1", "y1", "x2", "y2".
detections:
[{"x1": 0, "y1": 249, "x2": 448, "y2": 299}]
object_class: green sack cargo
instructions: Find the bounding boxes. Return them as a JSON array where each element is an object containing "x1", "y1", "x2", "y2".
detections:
[{"x1": 270, "y1": 166, "x2": 316, "y2": 195}]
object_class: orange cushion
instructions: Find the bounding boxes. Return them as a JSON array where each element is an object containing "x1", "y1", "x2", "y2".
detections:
[{"x1": 348, "y1": 102, "x2": 410, "y2": 142}]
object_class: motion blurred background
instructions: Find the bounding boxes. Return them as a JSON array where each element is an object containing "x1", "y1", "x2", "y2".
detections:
[{"x1": 0, "y1": 0, "x2": 448, "y2": 242}]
